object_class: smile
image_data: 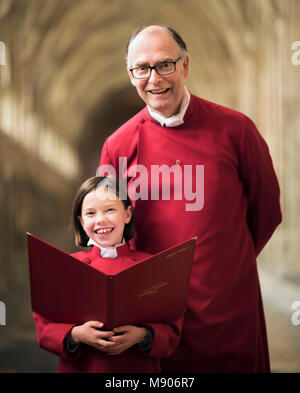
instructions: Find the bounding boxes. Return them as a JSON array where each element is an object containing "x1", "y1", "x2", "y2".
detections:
[
  {"x1": 96, "y1": 228, "x2": 114, "y2": 234},
  {"x1": 149, "y1": 88, "x2": 170, "y2": 94}
]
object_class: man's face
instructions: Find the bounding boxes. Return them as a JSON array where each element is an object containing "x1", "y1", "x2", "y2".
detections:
[{"x1": 127, "y1": 27, "x2": 189, "y2": 118}]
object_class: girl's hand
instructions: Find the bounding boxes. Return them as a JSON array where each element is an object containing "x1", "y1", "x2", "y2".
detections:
[
  {"x1": 105, "y1": 325, "x2": 148, "y2": 356},
  {"x1": 69, "y1": 321, "x2": 117, "y2": 352}
]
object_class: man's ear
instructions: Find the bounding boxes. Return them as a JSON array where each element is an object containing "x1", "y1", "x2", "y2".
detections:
[
  {"x1": 183, "y1": 55, "x2": 190, "y2": 78},
  {"x1": 127, "y1": 67, "x2": 137, "y2": 87}
]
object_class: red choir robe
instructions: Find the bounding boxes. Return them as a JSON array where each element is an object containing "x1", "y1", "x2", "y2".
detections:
[
  {"x1": 33, "y1": 241, "x2": 183, "y2": 373},
  {"x1": 99, "y1": 93, "x2": 282, "y2": 372}
]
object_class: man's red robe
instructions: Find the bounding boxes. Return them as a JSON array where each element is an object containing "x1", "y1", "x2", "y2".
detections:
[{"x1": 99, "y1": 93, "x2": 282, "y2": 372}]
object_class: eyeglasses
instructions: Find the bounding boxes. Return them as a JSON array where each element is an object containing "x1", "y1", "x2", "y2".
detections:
[{"x1": 130, "y1": 56, "x2": 183, "y2": 79}]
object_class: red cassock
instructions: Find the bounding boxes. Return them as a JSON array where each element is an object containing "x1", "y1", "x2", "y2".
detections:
[
  {"x1": 99, "y1": 93, "x2": 282, "y2": 372},
  {"x1": 33, "y1": 241, "x2": 183, "y2": 373}
]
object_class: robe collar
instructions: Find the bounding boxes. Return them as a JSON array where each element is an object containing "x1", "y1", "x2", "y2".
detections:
[
  {"x1": 87, "y1": 238, "x2": 136, "y2": 259},
  {"x1": 87, "y1": 238, "x2": 124, "y2": 258},
  {"x1": 147, "y1": 85, "x2": 190, "y2": 128}
]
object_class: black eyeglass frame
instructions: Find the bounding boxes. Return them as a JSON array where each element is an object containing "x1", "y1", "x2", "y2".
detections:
[{"x1": 130, "y1": 56, "x2": 184, "y2": 79}]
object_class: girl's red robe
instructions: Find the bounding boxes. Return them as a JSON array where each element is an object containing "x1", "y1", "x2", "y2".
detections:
[{"x1": 33, "y1": 242, "x2": 183, "y2": 373}]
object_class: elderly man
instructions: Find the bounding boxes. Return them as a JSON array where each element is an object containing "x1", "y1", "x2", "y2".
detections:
[{"x1": 99, "y1": 25, "x2": 282, "y2": 372}]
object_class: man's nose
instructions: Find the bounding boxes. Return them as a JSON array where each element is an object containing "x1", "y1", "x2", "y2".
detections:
[{"x1": 148, "y1": 68, "x2": 163, "y2": 84}]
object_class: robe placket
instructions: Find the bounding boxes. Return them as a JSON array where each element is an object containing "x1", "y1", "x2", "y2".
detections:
[{"x1": 131, "y1": 119, "x2": 203, "y2": 253}]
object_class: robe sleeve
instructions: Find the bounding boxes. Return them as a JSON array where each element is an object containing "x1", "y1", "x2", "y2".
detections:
[
  {"x1": 33, "y1": 312, "x2": 82, "y2": 359},
  {"x1": 141, "y1": 316, "x2": 184, "y2": 358},
  {"x1": 239, "y1": 115, "x2": 282, "y2": 256},
  {"x1": 99, "y1": 139, "x2": 113, "y2": 167}
]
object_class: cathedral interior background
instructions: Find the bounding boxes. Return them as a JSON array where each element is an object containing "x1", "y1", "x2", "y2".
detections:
[{"x1": 0, "y1": 0, "x2": 299, "y2": 372}]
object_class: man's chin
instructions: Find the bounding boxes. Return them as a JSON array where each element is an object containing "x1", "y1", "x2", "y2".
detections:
[{"x1": 148, "y1": 105, "x2": 175, "y2": 119}]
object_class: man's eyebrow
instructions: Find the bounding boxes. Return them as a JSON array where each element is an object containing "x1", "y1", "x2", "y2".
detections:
[
  {"x1": 157, "y1": 57, "x2": 175, "y2": 63},
  {"x1": 132, "y1": 61, "x2": 149, "y2": 67},
  {"x1": 132, "y1": 57, "x2": 175, "y2": 67}
]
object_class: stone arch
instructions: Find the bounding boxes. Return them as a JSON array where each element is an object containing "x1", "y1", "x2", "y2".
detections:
[{"x1": 77, "y1": 84, "x2": 145, "y2": 180}]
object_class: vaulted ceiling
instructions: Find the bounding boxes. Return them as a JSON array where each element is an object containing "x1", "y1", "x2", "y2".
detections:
[{"x1": 0, "y1": 0, "x2": 291, "y2": 155}]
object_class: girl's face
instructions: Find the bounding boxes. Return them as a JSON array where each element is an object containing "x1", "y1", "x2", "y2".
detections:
[{"x1": 78, "y1": 188, "x2": 133, "y2": 248}]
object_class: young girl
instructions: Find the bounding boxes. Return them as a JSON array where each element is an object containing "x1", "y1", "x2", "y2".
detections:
[{"x1": 33, "y1": 176, "x2": 183, "y2": 373}]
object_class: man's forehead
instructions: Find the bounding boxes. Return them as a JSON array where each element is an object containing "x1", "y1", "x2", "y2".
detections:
[
  {"x1": 128, "y1": 29, "x2": 180, "y2": 65},
  {"x1": 132, "y1": 25, "x2": 171, "y2": 42},
  {"x1": 130, "y1": 28, "x2": 177, "y2": 49}
]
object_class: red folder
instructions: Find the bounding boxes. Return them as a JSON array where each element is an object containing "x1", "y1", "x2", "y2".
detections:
[{"x1": 27, "y1": 233, "x2": 196, "y2": 329}]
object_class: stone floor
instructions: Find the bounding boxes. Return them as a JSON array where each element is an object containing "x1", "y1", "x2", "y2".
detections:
[
  {"x1": 259, "y1": 267, "x2": 300, "y2": 373},
  {"x1": 0, "y1": 268, "x2": 299, "y2": 373},
  {"x1": 264, "y1": 302, "x2": 300, "y2": 373}
]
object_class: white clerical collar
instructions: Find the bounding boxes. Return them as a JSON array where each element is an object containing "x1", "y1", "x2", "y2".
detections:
[
  {"x1": 147, "y1": 85, "x2": 190, "y2": 127},
  {"x1": 87, "y1": 238, "x2": 125, "y2": 258}
]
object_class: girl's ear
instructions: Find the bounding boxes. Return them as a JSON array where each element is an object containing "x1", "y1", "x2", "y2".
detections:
[
  {"x1": 124, "y1": 205, "x2": 133, "y2": 224},
  {"x1": 78, "y1": 215, "x2": 83, "y2": 227}
]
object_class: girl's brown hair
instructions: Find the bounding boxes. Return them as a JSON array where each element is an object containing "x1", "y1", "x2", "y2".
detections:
[{"x1": 72, "y1": 176, "x2": 135, "y2": 247}]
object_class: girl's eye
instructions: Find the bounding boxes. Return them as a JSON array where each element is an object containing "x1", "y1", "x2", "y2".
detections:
[{"x1": 107, "y1": 208, "x2": 115, "y2": 212}]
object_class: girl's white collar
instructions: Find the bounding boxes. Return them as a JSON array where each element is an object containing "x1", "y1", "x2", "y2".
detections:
[{"x1": 87, "y1": 238, "x2": 125, "y2": 258}]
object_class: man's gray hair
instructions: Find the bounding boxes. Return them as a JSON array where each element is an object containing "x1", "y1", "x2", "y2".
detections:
[{"x1": 126, "y1": 25, "x2": 187, "y2": 66}]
